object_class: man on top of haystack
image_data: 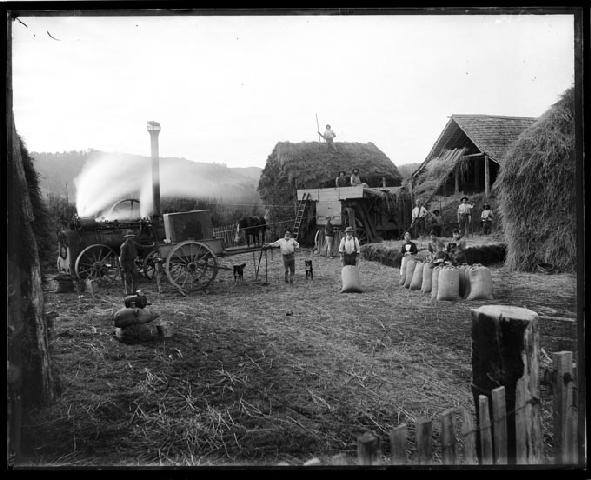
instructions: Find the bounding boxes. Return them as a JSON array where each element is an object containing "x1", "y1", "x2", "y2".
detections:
[{"x1": 318, "y1": 124, "x2": 337, "y2": 152}]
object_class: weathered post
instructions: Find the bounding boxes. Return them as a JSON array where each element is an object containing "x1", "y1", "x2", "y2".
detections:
[
  {"x1": 471, "y1": 305, "x2": 542, "y2": 464},
  {"x1": 357, "y1": 431, "x2": 380, "y2": 465},
  {"x1": 484, "y1": 155, "x2": 490, "y2": 198}
]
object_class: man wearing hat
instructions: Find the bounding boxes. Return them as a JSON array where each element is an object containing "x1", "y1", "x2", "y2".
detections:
[
  {"x1": 480, "y1": 203, "x2": 494, "y2": 235},
  {"x1": 457, "y1": 196, "x2": 473, "y2": 237},
  {"x1": 120, "y1": 230, "x2": 139, "y2": 295},
  {"x1": 324, "y1": 216, "x2": 335, "y2": 258},
  {"x1": 318, "y1": 124, "x2": 337, "y2": 152},
  {"x1": 350, "y1": 168, "x2": 362, "y2": 186},
  {"x1": 264, "y1": 229, "x2": 300, "y2": 284},
  {"x1": 335, "y1": 170, "x2": 348, "y2": 188},
  {"x1": 339, "y1": 226, "x2": 360, "y2": 266}
]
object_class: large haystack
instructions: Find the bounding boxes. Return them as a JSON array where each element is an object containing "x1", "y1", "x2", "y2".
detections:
[
  {"x1": 258, "y1": 142, "x2": 402, "y2": 238},
  {"x1": 495, "y1": 88, "x2": 576, "y2": 272}
]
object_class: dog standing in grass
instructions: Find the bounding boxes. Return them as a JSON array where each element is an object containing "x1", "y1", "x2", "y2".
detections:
[
  {"x1": 305, "y1": 260, "x2": 314, "y2": 280},
  {"x1": 233, "y1": 263, "x2": 246, "y2": 283}
]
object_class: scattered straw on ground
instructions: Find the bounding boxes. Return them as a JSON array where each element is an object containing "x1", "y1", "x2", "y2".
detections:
[{"x1": 21, "y1": 249, "x2": 576, "y2": 466}]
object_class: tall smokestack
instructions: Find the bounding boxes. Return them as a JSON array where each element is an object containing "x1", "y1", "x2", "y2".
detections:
[{"x1": 147, "y1": 121, "x2": 161, "y2": 218}]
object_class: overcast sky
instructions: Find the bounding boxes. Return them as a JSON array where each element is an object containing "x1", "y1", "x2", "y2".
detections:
[{"x1": 12, "y1": 14, "x2": 574, "y2": 168}]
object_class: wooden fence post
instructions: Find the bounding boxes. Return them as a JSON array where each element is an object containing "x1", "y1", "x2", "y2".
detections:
[
  {"x1": 357, "y1": 431, "x2": 380, "y2": 465},
  {"x1": 439, "y1": 408, "x2": 457, "y2": 464},
  {"x1": 515, "y1": 376, "x2": 528, "y2": 464},
  {"x1": 552, "y1": 351, "x2": 577, "y2": 464},
  {"x1": 478, "y1": 395, "x2": 493, "y2": 464},
  {"x1": 471, "y1": 305, "x2": 542, "y2": 463},
  {"x1": 415, "y1": 418, "x2": 432, "y2": 465},
  {"x1": 390, "y1": 424, "x2": 407, "y2": 465},
  {"x1": 492, "y1": 386, "x2": 508, "y2": 464},
  {"x1": 461, "y1": 409, "x2": 478, "y2": 464}
]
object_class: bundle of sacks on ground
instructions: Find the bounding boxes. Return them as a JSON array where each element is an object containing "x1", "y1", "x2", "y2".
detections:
[
  {"x1": 113, "y1": 293, "x2": 173, "y2": 344},
  {"x1": 400, "y1": 257, "x2": 493, "y2": 301}
]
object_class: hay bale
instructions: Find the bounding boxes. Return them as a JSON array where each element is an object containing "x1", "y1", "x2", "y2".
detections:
[
  {"x1": 463, "y1": 243, "x2": 506, "y2": 265},
  {"x1": 360, "y1": 243, "x2": 403, "y2": 268},
  {"x1": 258, "y1": 142, "x2": 402, "y2": 242},
  {"x1": 495, "y1": 87, "x2": 575, "y2": 272}
]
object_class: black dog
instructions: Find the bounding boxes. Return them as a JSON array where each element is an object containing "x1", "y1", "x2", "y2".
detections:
[
  {"x1": 233, "y1": 263, "x2": 247, "y2": 283},
  {"x1": 305, "y1": 260, "x2": 314, "y2": 280}
]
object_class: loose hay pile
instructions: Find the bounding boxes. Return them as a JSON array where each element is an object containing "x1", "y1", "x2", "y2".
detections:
[
  {"x1": 495, "y1": 87, "x2": 576, "y2": 272},
  {"x1": 258, "y1": 142, "x2": 402, "y2": 240}
]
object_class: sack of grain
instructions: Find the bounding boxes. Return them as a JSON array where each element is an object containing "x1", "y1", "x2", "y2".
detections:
[
  {"x1": 399, "y1": 256, "x2": 408, "y2": 286},
  {"x1": 437, "y1": 266, "x2": 460, "y2": 301},
  {"x1": 341, "y1": 265, "x2": 363, "y2": 293},
  {"x1": 466, "y1": 266, "x2": 493, "y2": 300},
  {"x1": 431, "y1": 266, "x2": 441, "y2": 299},
  {"x1": 115, "y1": 323, "x2": 162, "y2": 344},
  {"x1": 404, "y1": 257, "x2": 417, "y2": 289},
  {"x1": 421, "y1": 262, "x2": 434, "y2": 293},
  {"x1": 113, "y1": 307, "x2": 159, "y2": 328},
  {"x1": 410, "y1": 261, "x2": 424, "y2": 290}
]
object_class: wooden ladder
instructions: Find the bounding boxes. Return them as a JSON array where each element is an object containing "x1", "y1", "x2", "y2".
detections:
[{"x1": 292, "y1": 193, "x2": 311, "y2": 240}]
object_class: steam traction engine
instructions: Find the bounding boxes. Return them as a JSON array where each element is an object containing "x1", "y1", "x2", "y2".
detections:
[
  {"x1": 56, "y1": 121, "x2": 224, "y2": 296},
  {"x1": 57, "y1": 207, "x2": 224, "y2": 295}
]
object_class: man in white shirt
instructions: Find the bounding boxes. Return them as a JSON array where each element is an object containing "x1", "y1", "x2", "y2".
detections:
[
  {"x1": 457, "y1": 196, "x2": 473, "y2": 237},
  {"x1": 265, "y1": 229, "x2": 300, "y2": 284},
  {"x1": 411, "y1": 200, "x2": 428, "y2": 239},
  {"x1": 318, "y1": 124, "x2": 337, "y2": 152},
  {"x1": 339, "y1": 226, "x2": 360, "y2": 266}
]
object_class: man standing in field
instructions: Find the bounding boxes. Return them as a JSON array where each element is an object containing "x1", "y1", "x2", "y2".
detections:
[
  {"x1": 264, "y1": 229, "x2": 300, "y2": 284},
  {"x1": 339, "y1": 226, "x2": 361, "y2": 266},
  {"x1": 411, "y1": 199, "x2": 428, "y2": 239},
  {"x1": 324, "y1": 216, "x2": 335, "y2": 258},
  {"x1": 119, "y1": 230, "x2": 139, "y2": 295},
  {"x1": 457, "y1": 196, "x2": 473, "y2": 237},
  {"x1": 318, "y1": 124, "x2": 337, "y2": 152}
]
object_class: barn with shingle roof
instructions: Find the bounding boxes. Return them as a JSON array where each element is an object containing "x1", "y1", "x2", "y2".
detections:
[{"x1": 411, "y1": 114, "x2": 537, "y2": 203}]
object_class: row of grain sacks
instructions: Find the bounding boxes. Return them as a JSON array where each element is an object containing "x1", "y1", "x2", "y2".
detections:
[{"x1": 399, "y1": 256, "x2": 493, "y2": 301}]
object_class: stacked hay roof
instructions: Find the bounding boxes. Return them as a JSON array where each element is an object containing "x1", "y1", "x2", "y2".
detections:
[
  {"x1": 495, "y1": 87, "x2": 575, "y2": 272},
  {"x1": 412, "y1": 115, "x2": 537, "y2": 204},
  {"x1": 258, "y1": 142, "x2": 402, "y2": 238}
]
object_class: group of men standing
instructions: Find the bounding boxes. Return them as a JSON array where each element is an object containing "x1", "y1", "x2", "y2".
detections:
[
  {"x1": 264, "y1": 223, "x2": 360, "y2": 284},
  {"x1": 411, "y1": 196, "x2": 494, "y2": 239}
]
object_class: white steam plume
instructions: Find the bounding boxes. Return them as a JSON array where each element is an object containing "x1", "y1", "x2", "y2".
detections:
[{"x1": 75, "y1": 153, "x2": 259, "y2": 218}]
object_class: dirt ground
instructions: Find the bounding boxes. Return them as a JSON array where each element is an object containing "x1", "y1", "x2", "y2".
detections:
[{"x1": 22, "y1": 247, "x2": 577, "y2": 466}]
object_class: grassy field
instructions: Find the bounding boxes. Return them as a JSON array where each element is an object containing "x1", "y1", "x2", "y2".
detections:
[{"x1": 21, "y1": 247, "x2": 577, "y2": 466}]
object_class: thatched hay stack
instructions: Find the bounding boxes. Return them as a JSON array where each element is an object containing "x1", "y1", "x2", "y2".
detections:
[
  {"x1": 258, "y1": 142, "x2": 402, "y2": 239},
  {"x1": 495, "y1": 87, "x2": 575, "y2": 272}
]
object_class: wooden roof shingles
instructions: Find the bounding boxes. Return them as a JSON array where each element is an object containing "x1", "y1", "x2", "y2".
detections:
[{"x1": 451, "y1": 114, "x2": 537, "y2": 163}]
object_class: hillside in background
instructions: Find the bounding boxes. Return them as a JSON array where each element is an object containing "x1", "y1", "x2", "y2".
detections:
[
  {"x1": 397, "y1": 162, "x2": 421, "y2": 182},
  {"x1": 31, "y1": 150, "x2": 263, "y2": 203}
]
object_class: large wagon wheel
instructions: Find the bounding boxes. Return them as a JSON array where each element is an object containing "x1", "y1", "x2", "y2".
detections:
[
  {"x1": 75, "y1": 244, "x2": 120, "y2": 282},
  {"x1": 142, "y1": 248, "x2": 161, "y2": 280},
  {"x1": 165, "y1": 240, "x2": 218, "y2": 295}
]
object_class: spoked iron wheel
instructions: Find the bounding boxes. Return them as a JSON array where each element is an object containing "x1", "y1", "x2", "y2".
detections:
[
  {"x1": 165, "y1": 241, "x2": 218, "y2": 295},
  {"x1": 142, "y1": 248, "x2": 161, "y2": 280},
  {"x1": 74, "y1": 244, "x2": 120, "y2": 282}
]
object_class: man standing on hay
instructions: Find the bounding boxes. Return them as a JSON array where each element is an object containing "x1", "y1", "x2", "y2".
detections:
[
  {"x1": 335, "y1": 170, "x2": 348, "y2": 187},
  {"x1": 318, "y1": 124, "x2": 337, "y2": 152},
  {"x1": 457, "y1": 196, "x2": 473, "y2": 237},
  {"x1": 339, "y1": 226, "x2": 360, "y2": 266},
  {"x1": 120, "y1": 230, "x2": 139, "y2": 295},
  {"x1": 264, "y1": 229, "x2": 300, "y2": 284}
]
